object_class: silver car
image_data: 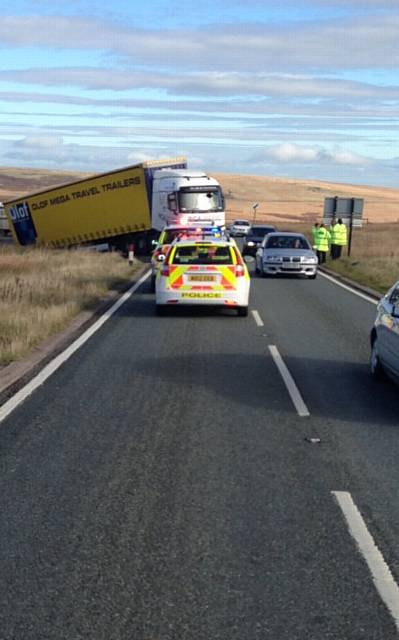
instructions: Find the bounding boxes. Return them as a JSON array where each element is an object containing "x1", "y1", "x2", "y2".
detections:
[
  {"x1": 255, "y1": 232, "x2": 318, "y2": 279},
  {"x1": 229, "y1": 219, "x2": 251, "y2": 237},
  {"x1": 370, "y1": 282, "x2": 399, "y2": 384}
]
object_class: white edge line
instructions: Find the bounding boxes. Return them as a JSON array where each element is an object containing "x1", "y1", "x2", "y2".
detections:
[
  {"x1": 251, "y1": 309, "x2": 264, "y2": 327},
  {"x1": 268, "y1": 345, "x2": 310, "y2": 417},
  {"x1": 319, "y1": 270, "x2": 378, "y2": 306},
  {"x1": 332, "y1": 491, "x2": 399, "y2": 631},
  {"x1": 0, "y1": 270, "x2": 150, "y2": 425}
]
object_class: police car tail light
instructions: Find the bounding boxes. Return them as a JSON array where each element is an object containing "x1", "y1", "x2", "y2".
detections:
[{"x1": 232, "y1": 247, "x2": 245, "y2": 276}]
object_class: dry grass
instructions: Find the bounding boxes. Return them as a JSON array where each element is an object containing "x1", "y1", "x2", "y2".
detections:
[
  {"x1": 220, "y1": 174, "x2": 399, "y2": 224},
  {"x1": 321, "y1": 223, "x2": 399, "y2": 293},
  {"x1": 0, "y1": 246, "x2": 139, "y2": 366}
]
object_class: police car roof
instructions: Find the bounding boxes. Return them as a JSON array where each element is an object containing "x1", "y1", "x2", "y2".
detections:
[{"x1": 170, "y1": 238, "x2": 233, "y2": 247}]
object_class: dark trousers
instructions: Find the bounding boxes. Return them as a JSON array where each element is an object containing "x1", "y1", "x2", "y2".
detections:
[
  {"x1": 317, "y1": 250, "x2": 327, "y2": 264},
  {"x1": 331, "y1": 244, "x2": 339, "y2": 259}
]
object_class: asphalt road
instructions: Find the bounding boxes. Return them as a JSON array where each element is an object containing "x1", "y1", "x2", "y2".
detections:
[{"x1": 1, "y1": 260, "x2": 399, "y2": 639}]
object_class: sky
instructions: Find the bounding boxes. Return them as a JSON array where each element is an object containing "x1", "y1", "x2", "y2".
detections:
[{"x1": 0, "y1": 0, "x2": 398, "y2": 187}]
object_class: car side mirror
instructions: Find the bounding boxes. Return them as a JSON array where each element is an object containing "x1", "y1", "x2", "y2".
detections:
[
  {"x1": 157, "y1": 254, "x2": 166, "y2": 262},
  {"x1": 244, "y1": 255, "x2": 254, "y2": 263}
]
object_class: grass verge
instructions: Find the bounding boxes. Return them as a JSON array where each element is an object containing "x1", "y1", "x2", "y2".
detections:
[{"x1": 0, "y1": 246, "x2": 143, "y2": 366}]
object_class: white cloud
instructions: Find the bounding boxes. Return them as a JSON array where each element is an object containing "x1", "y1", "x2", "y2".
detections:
[
  {"x1": 0, "y1": 15, "x2": 398, "y2": 72},
  {"x1": 1, "y1": 68, "x2": 398, "y2": 102},
  {"x1": 16, "y1": 135, "x2": 63, "y2": 149},
  {"x1": 253, "y1": 143, "x2": 371, "y2": 165}
]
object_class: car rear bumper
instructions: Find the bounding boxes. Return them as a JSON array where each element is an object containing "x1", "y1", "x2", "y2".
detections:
[{"x1": 156, "y1": 289, "x2": 249, "y2": 306}]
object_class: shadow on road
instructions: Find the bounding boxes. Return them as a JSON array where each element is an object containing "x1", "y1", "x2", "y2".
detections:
[{"x1": 132, "y1": 348, "x2": 399, "y2": 427}]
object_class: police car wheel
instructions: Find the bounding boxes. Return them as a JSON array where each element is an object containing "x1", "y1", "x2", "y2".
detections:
[
  {"x1": 237, "y1": 306, "x2": 248, "y2": 317},
  {"x1": 156, "y1": 304, "x2": 167, "y2": 316},
  {"x1": 370, "y1": 339, "x2": 385, "y2": 379}
]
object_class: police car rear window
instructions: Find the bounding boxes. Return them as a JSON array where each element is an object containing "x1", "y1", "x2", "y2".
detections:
[{"x1": 172, "y1": 245, "x2": 233, "y2": 265}]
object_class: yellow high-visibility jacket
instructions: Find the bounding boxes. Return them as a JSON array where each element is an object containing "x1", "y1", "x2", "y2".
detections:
[
  {"x1": 315, "y1": 227, "x2": 331, "y2": 252},
  {"x1": 334, "y1": 223, "x2": 347, "y2": 246}
]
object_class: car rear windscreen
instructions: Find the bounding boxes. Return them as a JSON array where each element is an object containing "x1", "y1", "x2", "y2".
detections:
[
  {"x1": 249, "y1": 226, "x2": 275, "y2": 236},
  {"x1": 172, "y1": 245, "x2": 233, "y2": 265}
]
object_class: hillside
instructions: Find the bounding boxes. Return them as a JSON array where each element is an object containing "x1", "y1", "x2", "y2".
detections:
[
  {"x1": 0, "y1": 166, "x2": 398, "y2": 224},
  {"x1": 215, "y1": 173, "x2": 399, "y2": 224}
]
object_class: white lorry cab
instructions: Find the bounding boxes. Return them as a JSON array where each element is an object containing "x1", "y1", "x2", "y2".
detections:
[{"x1": 151, "y1": 170, "x2": 225, "y2": 231}]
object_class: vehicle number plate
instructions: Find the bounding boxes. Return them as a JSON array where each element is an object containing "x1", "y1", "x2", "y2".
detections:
[{"x1": 189, "y1": 275, "x2": 215, "y2": 281}]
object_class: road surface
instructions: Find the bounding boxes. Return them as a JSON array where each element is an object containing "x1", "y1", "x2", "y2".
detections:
[{"x1": 1, "y1": 264, "x2": 399, "y2": 639}]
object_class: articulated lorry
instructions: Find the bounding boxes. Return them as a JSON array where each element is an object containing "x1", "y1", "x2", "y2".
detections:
[{"x1": 4, "y1": 158, "x2": 225, "y2": 252}]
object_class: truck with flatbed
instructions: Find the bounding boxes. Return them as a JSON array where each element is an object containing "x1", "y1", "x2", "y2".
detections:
[{"x1": 4, "y1": 158, "x2": 225, "y2": 253}]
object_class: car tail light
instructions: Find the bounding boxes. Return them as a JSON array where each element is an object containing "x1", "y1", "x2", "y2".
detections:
[
  {"x1": 232, "y1": 247, "x2": 245, "y2": 276},
  {"x1": 161, "y1": 264, "x2": 170, "y2": 276}
]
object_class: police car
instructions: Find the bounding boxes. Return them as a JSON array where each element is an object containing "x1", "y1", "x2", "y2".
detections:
[
  {"x1": 155, "y1": 239, "x2": 250, "y2": 315},
  {"x1": 150, "y1": 225, "x2": 226, "y2": 292}
]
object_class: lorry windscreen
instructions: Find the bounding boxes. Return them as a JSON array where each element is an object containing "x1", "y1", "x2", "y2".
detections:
[{"x1": 178, "y1": 188, "x2": 223, "y2": 213}]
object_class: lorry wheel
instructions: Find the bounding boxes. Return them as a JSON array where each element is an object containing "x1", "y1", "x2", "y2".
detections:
[{"x1": 237, "y1": 306, "x2": 248, "y2": 317}]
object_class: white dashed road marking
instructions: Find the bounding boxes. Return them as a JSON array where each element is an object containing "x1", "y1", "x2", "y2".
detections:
[
  {"x1": 268, "y1": 345, "x2": 310, "y2": 417},
  {"x1": 251, "y1": 309, "x2": 264, "y2": 327}
]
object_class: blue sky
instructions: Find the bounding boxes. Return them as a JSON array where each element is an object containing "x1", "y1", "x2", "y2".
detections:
[{"x1": 0, "y1": 0, "x2": 398, "y2": 186}]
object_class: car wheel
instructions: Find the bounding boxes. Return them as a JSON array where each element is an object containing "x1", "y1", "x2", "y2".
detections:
[
  {"x1": 156, "y1": 304, "x2": 167, "y2": 316},
  {"x1": 370, "y1": 338, "x2": 385, "y2": 379},
  {"x1": 150, "y1": 275, "x2": 156, "y2": 292},
  {"x1": 308, "y1": 273, "x2": 317, "y2": 280},
  {"x1": 237, "y1": 306, "x2": 248, "y2": 317},
  {"x1": 255, "y1": 263, "x2": 260, "y2": 274}
]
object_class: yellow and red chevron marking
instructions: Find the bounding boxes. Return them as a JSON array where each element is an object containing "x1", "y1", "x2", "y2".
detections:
[{"x1": 167, "y1": 265, "x2": 238, "y2": 292}]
